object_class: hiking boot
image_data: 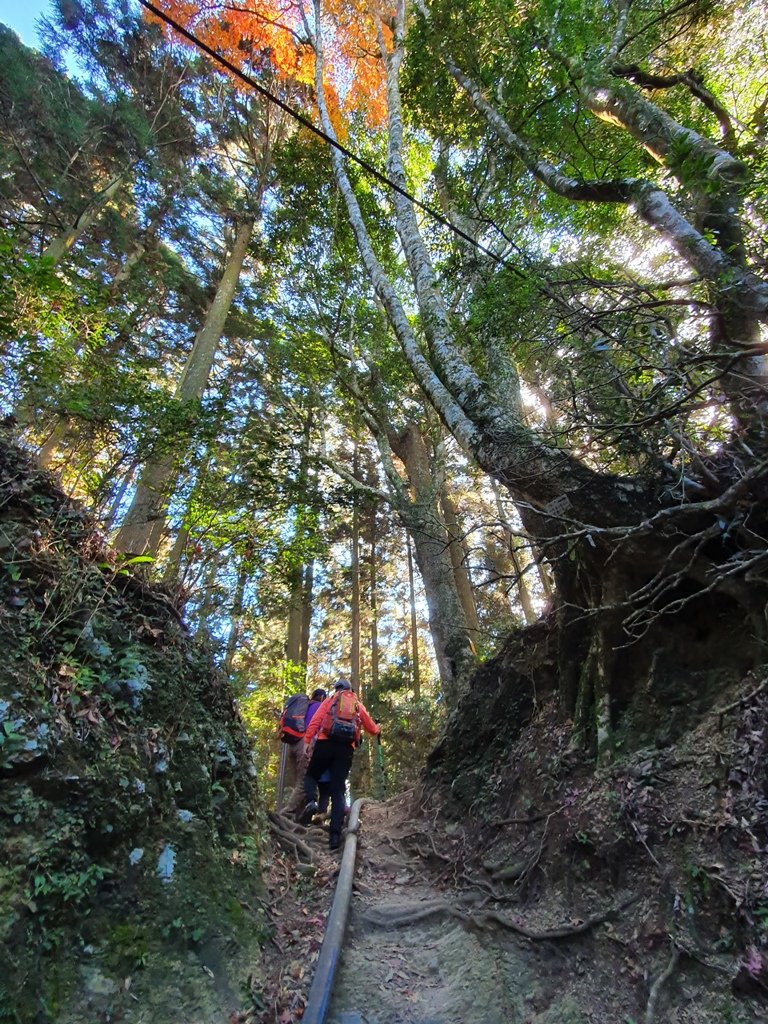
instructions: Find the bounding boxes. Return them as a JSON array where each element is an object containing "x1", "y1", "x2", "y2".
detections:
[
  {"x1": 329, "y1": 831, "x2": 341, "y2": 851},
  {"x1": 299, "y1": 800, "x2": 318, "y2": 825}
]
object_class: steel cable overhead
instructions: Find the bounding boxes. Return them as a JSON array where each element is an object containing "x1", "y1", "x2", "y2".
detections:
[{"x1": 136, "y1": 0, "x2": 523, "y2": 275}]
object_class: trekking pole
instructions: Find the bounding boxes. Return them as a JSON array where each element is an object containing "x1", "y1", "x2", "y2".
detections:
[
  {"x1": 375, "y1": 734, "x2": 386, "y2": 799},
  {"x1": 276, "y1": 742, "x2": 288, "y2": 812}
]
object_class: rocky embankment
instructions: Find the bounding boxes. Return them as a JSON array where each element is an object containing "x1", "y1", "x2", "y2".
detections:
[{"x1": 0, "y1": 435, "x2": 265, "y2": 1022}]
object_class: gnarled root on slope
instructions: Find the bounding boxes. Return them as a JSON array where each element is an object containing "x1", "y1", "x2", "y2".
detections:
[{"x1": 363, "y1": 893, "x2": 639, "y2": 940}]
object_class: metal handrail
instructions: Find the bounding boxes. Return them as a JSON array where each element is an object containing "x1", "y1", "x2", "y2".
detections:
[{"x1": 302, "y1": 798, "x2": 366, "y2": 1024}]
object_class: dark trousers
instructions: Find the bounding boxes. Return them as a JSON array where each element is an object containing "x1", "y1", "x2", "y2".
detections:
[
  {"x1": 305, "y1": 740, "x2": 353, "y2": 838},
  {"x1": 317, "y1": 780, "x2": 331, "y2": 814}
]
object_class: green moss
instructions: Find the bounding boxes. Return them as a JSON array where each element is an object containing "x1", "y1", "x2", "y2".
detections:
[
  {"x1": 107, "y1": 922, "x2": 153, "y2": 970},
  {"x1": 531, "y1": 997, "x2": 588, "y2": 1023},
  {"x1": 0, "y1": 438, "x2": 267, "y2": 1023}
]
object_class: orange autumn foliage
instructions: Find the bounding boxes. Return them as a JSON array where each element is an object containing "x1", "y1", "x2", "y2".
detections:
[{"x1": 147, "y1": 0, "x2": 393, "y2": 129}]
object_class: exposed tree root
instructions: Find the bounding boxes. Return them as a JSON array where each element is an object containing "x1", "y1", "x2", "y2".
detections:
[
  {"x1": 460, "y1": 870, "x2": 507, "y2": 902},
  {"x1": 478, "y1": 894, "x2": 639, "y2": 940},
  {"x1": 715, "y1": 674, "x2": 768, "y2": 722},
  {"x1": 362, "y1": 897, "x2": 482, "y2": 929},
  {"x1": 362, "y1": 893, "x2": 640, "y2": 941},
  {"x1": 267, "y1": 812, "x2": 318, "y2": 865},
  {"x1": 492, "y1": 806, "x2": 564, "y2": 828},
  {"x1": 645, "y1": 941, "x2": 681, "y2": 1024}
]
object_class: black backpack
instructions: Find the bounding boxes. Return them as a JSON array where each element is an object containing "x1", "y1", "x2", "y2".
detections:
[{"x1": 279, "y1": 693, "x2": 310, "y2": 744}]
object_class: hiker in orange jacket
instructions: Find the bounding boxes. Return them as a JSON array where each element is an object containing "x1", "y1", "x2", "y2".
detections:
[{"x1": 301, "y1": 679, "x2": 380, "y2": 850}]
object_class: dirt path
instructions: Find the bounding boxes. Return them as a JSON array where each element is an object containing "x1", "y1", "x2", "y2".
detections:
[
  {"x1": 259, "y1": 797, "x2": 763, "y2": 1024},
  {"x1": 325, "y1": 801, "x2": 540, "y2": 1024}
]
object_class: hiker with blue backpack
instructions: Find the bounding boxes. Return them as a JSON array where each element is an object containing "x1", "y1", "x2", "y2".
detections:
[
  {"x1": 279, "y1": 687, "x2": 327, "y2": 818},
  {"x1": 301, "y1": 679, "x2": 380, "y2": 851}
]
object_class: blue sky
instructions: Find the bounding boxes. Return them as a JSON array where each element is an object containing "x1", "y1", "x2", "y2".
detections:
[{"x1": 0, "y1": 0, "x2": 50, "y2": 47}]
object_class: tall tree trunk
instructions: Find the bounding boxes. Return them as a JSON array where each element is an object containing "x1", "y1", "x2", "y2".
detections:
[
  {"x1": 369, "y1": 508, "x2": 380, "y2": 704},
  {"x1": 195, "y1": 553, "x2": 221, "y2": 641},
  {"x1": 223, "y1": 557, "x2": 248, "y2": 676},
  {"x1": 482, "y1": 532, "x2": 516, "y2": 621},
  {"x1": 508, "y1": 545, "x2": 537, "y2": 626},
  {"x1": 283, "y1": 403, "x2": 316, "y2": 684},
  {"x1": 109, "y1": 239, "x2": 147, "y2": 293},
  {"x1": 535, "y1": 546, "x2": 554, "y2": 603},
  {"x1": 37, "y1": 423, "x2": 67, "y2": 469},
  {"x1": 285, "y1": 562, "x2": 303, "y2": 668},
  {"x1": 164, "y1": 524, "x2": 190, "y2": 583},
  {"x1": 440, "y1": 486, "x2": 480, "y2": 641},
  {"x1": 389, "y1": 422, "x2": 476, "y2": 705},
  {"x1": 350, "y1": 442, "x2": 361, "y2": 690},
  {"x1": 114, "y1": 218, "x2": 253, "y2": 555},
  {"x1": 406, "y1": 531, "x2": 421, "y2": 701},
  {"x1": 300, "y1": 559, "x2": 314, "y2": 667},
  {"x1": 102, "y1": 462, "x2": 137, "y2": 532}
]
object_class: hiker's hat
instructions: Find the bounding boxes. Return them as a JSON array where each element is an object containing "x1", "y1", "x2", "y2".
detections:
[{"x1": 334, "y1": 678, "x2": 351, "y2": 691}]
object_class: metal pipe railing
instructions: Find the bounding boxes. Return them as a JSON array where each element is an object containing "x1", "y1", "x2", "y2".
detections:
[{"x1": 302, "y1": 798, "x2": 365, "y2": 1024}]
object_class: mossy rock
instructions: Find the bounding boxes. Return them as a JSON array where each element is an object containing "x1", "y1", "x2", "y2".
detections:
[{"x1": 0, "y1": 438, "x2": 268, "y2": 1022}]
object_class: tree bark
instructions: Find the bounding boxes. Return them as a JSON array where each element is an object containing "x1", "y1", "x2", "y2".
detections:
[
  {"x1": 368, "y1": 507, "x2": 380, "y2": 702},
  {"x1": 41, "y1": 172, "x2": 125, "y2": 265},
  {"x1": 284, "y1": 404, "x2": 316, "y2": 682},
  {"x1": 285, "y1": 560, "x2": 303, "y2": 667},
  {"x1": 195, "y1": 552, "x2": 221, "y2": 641},
  {"x1": 174, "y1": 218, "x2": 254, "y2": 402},
  {"x1": 440, "y1": 486, "x2": 480, "y2": 640},
  {"x1": 491, "y1": 481, "x2": 537, "y2": 624},
  {"x1": 114, "y1": 218, "x2": 253, "y2": 555},
  {"x1": 406, "y1": 531, "x2": 421, "y2": 701},
  {"x1": 389, "y1": 422, "x2": 476, "y2": 705},
  {"x1": 223, "y1": 556, "x2": 248, "y2": 676},
  {"x1": 164, "y1": 523, "x2": 190, "y2": 582},
  {"x1": 300, "y1": 559, "x2": 314, "y2": 667},
  {"x1": 350, "y1": 442, "x2": 361, "y2": 690},
  {"x1": 102, "y1": 461, "x2": 137, "y2": 532}
]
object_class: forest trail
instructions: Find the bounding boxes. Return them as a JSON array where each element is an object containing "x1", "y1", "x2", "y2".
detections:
[
  {"x1": 288, "y1": 787, "x2": 761, "y2": 1024},
  {"x1": 316, "y1": 799, "x2": 586, "y2": 1024},
  {"x1": 325, "y1": 799, "x2": 528, "y2": 1024}
]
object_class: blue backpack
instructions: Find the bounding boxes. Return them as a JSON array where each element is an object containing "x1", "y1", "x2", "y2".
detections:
[{"x1": 280, "y1": 693, "x2": 310, "y2": 743}]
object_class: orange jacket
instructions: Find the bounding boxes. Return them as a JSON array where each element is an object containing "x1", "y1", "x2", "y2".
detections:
[{"x1": 304, "y1": 690, "x2": 380, "y2": 748}]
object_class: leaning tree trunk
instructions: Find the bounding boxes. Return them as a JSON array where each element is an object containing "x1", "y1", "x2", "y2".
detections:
[
  {"x1": 114, "y1": 218, "x2": 253, "y2": 556},
  {"x1": 41, "y1": 172, "x2": 126, "y2": 266}
]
